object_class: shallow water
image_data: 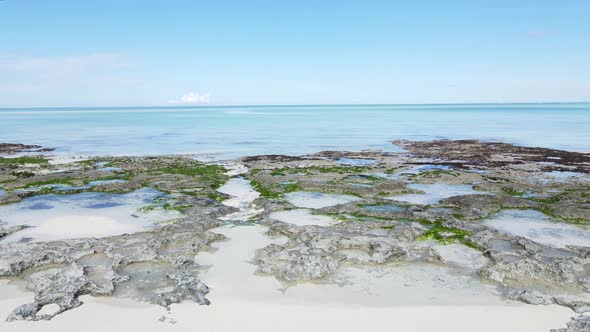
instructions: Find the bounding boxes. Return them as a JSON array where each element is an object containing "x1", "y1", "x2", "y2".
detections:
[
  {"x1": 386, "y1": 183, "x2": 478, "y2": 205},
  {"x1": 483, "y1": 210, "x2": 590, "y2": 249},
  {"x1": 284, "y1": 191, "x2": 361, "y2": 209},
  {"x1": 1, "y1": 104, "x2": 589, "y2": 159},
  {"x1": 546, "y1": 171, "x2": 589, "y2": 182},
  {"x1": 0, "y1": 188, "x2": 179, "y2": 243},
  {"x1": 399, "y1": 164, "x2": 452, "y2": 176},
  {"x1": 361, "y1": 204, "x2": 406, "y2": 213},
  {"x1": 269, "y1": 209, "x2": 337, "y2": 226},
  {"x1": 336, "y1": 158, "x2": 376, "y2": 166}
]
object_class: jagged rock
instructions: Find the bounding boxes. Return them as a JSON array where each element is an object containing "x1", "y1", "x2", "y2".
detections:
[
  {"x1": 0, "y1": 143, "x2": 54, "y2": 154},
  {"x1": 1, "y1": 141, "x2": 590, "y2": 328},
  {"x1": 551, "y1": 315, "x2": 590, "y2": 332}
]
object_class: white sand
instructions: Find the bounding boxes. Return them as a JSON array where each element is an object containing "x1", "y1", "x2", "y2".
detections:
[
  {"x1": 0, "y1": 224, "x2": 576, "y2": 331},
  {"x1": 217, "y1": 178, "x2": 262, "y2": 221},
  {"x1": 269, "y1": 208, "x2": 337, "y2": 226},
  {"x1": 217, "y1": 178, "x2": 260, "y2": 208},
  {"x1": 0, "y1": 287, "x2": 574, "y2": 332},
  {"x1": 222, "y1": 163, "x2": 249, "y2": 176}
]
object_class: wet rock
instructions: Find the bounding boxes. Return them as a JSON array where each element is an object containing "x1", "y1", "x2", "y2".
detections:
[
  {"x1": 257, "y1": 244, "x2": 341, "y2": 281},
  {"x1": 2, "y1": 141, "x2": 590, "y2": 327},
  {"x1": 256, "y1": 222, "x2": 416, "y2": 282},
  {"x1": 506, "y1": 290, "x2": 554, "y2": 305},
  {"x1": 0, "y1": 143, "x2": 54, "y2": 155},
  {"x1": 241, "y1": 154, "x2": 308, "y2": 163},
  {"x1": 440, "y1": 194, "x2": 534, "y2": 219},
  {"x1": 551, "y1": 315, "x2": 590, "y2": 332},
  {"x1": 7, "y1": 265, "x2": 92, "y2": 321},
  {"x1": 1, "y1": 209, "x2": 226, "y2": 320},
  {"x1": 0, "y1": 224, "x2": 30, "y2": 240},
  {"x1": 393, "y1": 139, "x2": 590, "y2": 172}
]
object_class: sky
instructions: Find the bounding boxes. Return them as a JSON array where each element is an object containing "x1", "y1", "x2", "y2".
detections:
[{"x1": 0, "y1": 0, "x2": 589, "y2": 107}]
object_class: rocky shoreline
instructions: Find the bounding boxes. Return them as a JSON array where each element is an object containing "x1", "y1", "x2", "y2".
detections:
[{"x1": 1, "y1": 140, "x2": 589, "y2": 331}]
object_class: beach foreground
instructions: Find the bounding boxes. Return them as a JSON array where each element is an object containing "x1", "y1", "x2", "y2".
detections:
[
  {"x1": 1, "y1": 140, "x2": 590, "y2": 331},
  {"x1": 0, "y1": 280, "x2": 575, "y2": 332}
]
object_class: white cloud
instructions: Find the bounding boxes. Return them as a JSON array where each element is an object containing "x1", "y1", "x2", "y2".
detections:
[{"x1": 169, "y1": 91, "x2": 211, "y2": 104}]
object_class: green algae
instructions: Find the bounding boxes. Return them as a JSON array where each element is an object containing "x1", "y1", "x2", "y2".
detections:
[
  {"x1": 162, "y1": 203, "x2": 191, "y2": 212},
  {"x1": 501, "y1": 186, "x2": 526, "y2": 196},
  {"x1": 417, "y1": 221, "x2": 472, "y2": 245},
  {"x1": 10, "y1": 171, "x2": 35, "y2": 178},
  {"x1": 530, "y1": 195, "x2": 561, "y2": 204},
  {"x1": 384, "y1": 167, "x2": 399, "y2": 175},
  {"x1": 0, "y1": 156, "x2": 49, "y2": 165},
  {"x1": 250, "y1": 179, "x2": 283, "y2": 199},
  {"x1": 156, "y1": 164, "x2": 228, "y2": 188},
  {"x1": 19, "y1": 178, "x2": 77, "y2": 189},
  {"x1": 410, "y1": 169, "x2": 458, "y2": 178},
  {"x1": 268, "y1": 165, "x2": 372, "y2": 176},
  {"x1": 280, "y1": 182, "x2": 303, "y2": 193}
]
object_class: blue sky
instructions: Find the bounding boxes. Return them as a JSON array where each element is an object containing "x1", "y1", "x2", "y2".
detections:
[{"x1": 0, "y1": 0, "x2": 589, "y2": 107}]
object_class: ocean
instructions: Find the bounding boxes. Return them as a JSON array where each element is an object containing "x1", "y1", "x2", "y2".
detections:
[{"x1": 1, "y1": 103, "x2": 589, "y2": 159}]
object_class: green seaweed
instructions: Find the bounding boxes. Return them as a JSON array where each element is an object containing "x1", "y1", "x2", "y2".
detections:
[
  {"x1": 0, "y1": 156, "x2": 49, "y2": 165},
  {"x1": 19, "y1": 178, "x2": 77, "y2": 189},
  {"x1": 268, "y1": 165, "x2": 372, "y2": 176},
  {"x1": 384, "y1": 167, "x2": 399, "y2": 175},
  {"x1": 250, "y1": 179, "x2": 283, "y2": 199},
  {"x1": 530, "y1": 196, "x2": 561, "y2": 204},
  {"x1": 411, "y1": 169, "x2": 457, "y2": 178},
  {"x1": 417, "y1": 221, "x2": 472, "y2": 245},
  {"x1": 281, "y1": 182, "x2": 303, "y2": 193},
  {"x1": 270, "y1": 169, "x2": 287, "y2": 176},
  {"x1": 162, "y1": 203, "x2": 190, "y2": 212},
  {"x1": 156, "y1": 164, "x2": 228, "y2": 188},
  {"x1": 10, "y1": 171, "x2": 35, "y2": 178},
  {"x1": 501, "y1": 186, "x2": 526, "y2": 196}
]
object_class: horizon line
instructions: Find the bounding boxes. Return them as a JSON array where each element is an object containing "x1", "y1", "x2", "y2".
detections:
[{"x1": 1, "y1": 101, "x2": 590, "y2": 110}]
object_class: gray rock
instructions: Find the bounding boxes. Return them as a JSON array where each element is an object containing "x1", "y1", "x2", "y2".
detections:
[{"x1": 551, "y1": 315, "x2": 590, "y2": 332}]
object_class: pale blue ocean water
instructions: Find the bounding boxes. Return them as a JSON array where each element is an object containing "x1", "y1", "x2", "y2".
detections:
[{"x1": 0, "y1": 103, "x2": 589, "y2": 160}]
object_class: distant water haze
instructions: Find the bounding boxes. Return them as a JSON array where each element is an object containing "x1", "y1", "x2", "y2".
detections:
[{"x1": 1, "y1": 103, "x2": 589, "y2": 159}]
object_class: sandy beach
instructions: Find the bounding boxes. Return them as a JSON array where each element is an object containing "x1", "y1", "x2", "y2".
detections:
[{"x1": 0, "y1": 222, "x2": 578, "y2": 332}]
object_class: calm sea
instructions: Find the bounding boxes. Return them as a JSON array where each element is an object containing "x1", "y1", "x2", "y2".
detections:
[{"x1": 1, "y1": 103, "x2": 589, "y2": 159}]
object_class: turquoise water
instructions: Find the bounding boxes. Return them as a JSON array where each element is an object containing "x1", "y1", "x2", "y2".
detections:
[{"x1": 1, "y1": 103, "x2": 589, "y2": 159}]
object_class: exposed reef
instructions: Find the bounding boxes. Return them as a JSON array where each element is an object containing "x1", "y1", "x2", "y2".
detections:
[
  {"x1": 0, "y1": 143, "x2": 55, "y2": 155},
  {"x1": 1, "y1": 140, "x2": 590, "y2": 331}
]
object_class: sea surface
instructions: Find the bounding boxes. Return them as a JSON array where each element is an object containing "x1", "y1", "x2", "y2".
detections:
[{"x1": 1, "y1": 103, "x2": 589, "y2": 160}]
